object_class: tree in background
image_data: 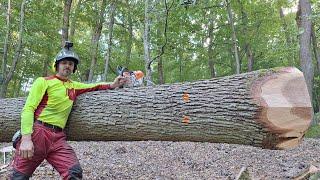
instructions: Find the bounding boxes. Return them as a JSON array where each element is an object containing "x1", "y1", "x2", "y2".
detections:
[
  {"x1": 61, "y1": 0, "x2": 72, "y2": 45},
  {"x1": 102, "y1": 1, "x2": 116, "y2": 82},
  {"x1": 1, "y1": 0, "x2": 12, "y2": 96},
  {"x1": 0, "y1": 0, "x2": 319, "y2": 118},
  {"x1": 87, "y1": 0, "x2": 107, "y2": 82},
  {"x1": 296, "y1": 0, "x2": 315, "y2": 123},
  {"x1": 0, "y1": 0, "x2": 26, "y2": 98}
]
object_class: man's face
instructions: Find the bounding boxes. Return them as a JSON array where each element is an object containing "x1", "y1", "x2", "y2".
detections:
[{"x1": 57, "y1": 59, "x2": 75, "y2": 78}]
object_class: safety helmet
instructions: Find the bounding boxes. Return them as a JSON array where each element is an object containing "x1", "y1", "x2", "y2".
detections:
[{"x1": 54, "y1": 41, "x2": 80, "y2": 73}]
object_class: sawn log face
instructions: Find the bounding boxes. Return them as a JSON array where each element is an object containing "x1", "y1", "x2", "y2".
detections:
[{"x1": 0, "y1": 67, "x2": 312, "y2": 149}]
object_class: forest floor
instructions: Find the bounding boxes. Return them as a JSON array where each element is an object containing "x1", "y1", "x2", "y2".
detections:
[{"x1": 1, "y1": 138, "x2": 319, "y2": 179}]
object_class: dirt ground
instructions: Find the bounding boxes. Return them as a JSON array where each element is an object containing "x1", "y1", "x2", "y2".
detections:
[{"x1": 1, "y1": 138, "x2": 319, "y2": 179}]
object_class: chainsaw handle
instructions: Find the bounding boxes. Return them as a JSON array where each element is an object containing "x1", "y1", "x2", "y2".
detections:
[{"x1": 116, "y1": 66, "x2": 129, "y2": 76}]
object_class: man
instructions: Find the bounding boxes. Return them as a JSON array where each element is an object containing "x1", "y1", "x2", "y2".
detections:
[{"x1": 10, "y1": 42, "x2": 126, "y2": 179}]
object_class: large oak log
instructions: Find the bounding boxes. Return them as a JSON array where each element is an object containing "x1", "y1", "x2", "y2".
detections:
[{"x1": 0, "y1": 67, "x2": 312, "y2": 149}]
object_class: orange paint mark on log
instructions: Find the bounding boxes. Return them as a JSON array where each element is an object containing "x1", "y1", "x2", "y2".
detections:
[
  {"x1": 182, "y1": 115, "x2": 190, "y2": 124},
  {"x1": 183, "y1": 92, "x2": 190, "y2": 102}
]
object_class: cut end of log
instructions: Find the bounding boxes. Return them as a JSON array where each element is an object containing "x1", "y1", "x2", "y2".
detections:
[{"x1": 252, "y1": 67, "x2": 312, "y2": 149}]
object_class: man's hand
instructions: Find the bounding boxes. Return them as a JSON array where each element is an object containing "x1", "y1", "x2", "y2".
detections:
[
  {"x1": 110, "y1": 76, "x2": 128, "y2": 89},
  {"x1": 19, "y1": 135, "x2": 34, "y2": 159}
]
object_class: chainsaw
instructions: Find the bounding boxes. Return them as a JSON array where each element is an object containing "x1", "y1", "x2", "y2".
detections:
[{"x1": 116, "y1": 66, "x2": 144, "y2": 88}]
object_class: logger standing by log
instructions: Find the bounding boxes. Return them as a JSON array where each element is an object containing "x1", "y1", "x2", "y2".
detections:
[{"x1": 9, "y1": 41, "x2": 126, "y2": 180}]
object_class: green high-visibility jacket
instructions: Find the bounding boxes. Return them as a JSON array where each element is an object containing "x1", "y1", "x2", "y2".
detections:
[{"x1": 21, "y1": 75, "x2": 112, "y2": 135}]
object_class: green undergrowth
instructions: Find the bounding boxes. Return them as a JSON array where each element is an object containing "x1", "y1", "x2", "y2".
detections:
[
  {"x1": 305, "y1": 125, "x2": 320, "y2": 138},
  {"x1": 305, "y1": 113, "x2": 320, "y2": 138}
]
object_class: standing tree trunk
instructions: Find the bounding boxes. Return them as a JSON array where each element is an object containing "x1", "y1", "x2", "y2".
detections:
[
  {"x1": 311, "y1": 24, "x2": 320, "y2": 113},
  {"x1": 69, "y1": 0, "x2": 82, "y2": 42},
  {"x1": 238, "y1": 0, "x2": 254, "y2": 72},
  {"x1": 125, "y1": 0, "x2": 133, "y2": 68},
  {"x1": 1, "y1": 0, "x2": 11, "y2": 98},
  {"x1": 154, "y1": 0, "x2": 172, "y2": 85},
  {"x1": 226, "y1": 0, "x2": 240, "y2": 74},
  {"x1": 62, "y1": 0, "x2": 72, "y2": 45},
  {"x1": 102, "y1": 1, "x2": 116, "y2": 82},
  {"x1": 280, "y1": 7, "x2": 294, "y2": 66},
  {"x1": 311, "y1": 24, "x2": 320, "y2": 73},
  {"x1": 42, "y1": 53, "x2": 50, "y2": 77},
  {"x1": 208, "y1": 17, "x2": 216, "y2": 78},
  {"x1": 246, "y1": 46, "x2": 254, "y2": 72},
  {"x1": 158, "y1": 56, "x2": 164, "y2": 84},
  {"x1": 144, "y1": 0, "x2": 153, "y2": 86},
  {"x1": 156, "y1": 15, "x2": 164, "y2": 84},
  {"x1": 296, "y1": 0, "x2": 314, "y2": 123},
  {"x1": 0, "y1": 0, "x2": 26, "y2": 98},
  {"x1": 0, "y1": 67, "x2": 312, "y2": 150},
  {"x1": 13, "y1": 77, "x2": 22, "y2": 97},
  {"x1": 88, "y1": 0, "x2": 107, "y2": 82},
  {"x1": 178, "y1": 40, "x2": 183, "y2": 82}
]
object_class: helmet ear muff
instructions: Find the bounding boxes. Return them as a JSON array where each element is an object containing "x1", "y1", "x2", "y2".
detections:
[
  {"x1": 52, "y1": 61, "x2": 57, "y2": 72},
  {"x1": 73, "y1": 64, "x2": 77, "y2": 73}
]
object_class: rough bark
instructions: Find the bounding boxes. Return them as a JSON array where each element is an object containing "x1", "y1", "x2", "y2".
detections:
[
  {"x1": 102, "y1": 1, "x2": 116, "y2": 82},
  {"x1": 0, "y1": 0, "x2": 26, "y2": 98},
  {"x1": 0, "y1": 67, "x2": 312, "y2": 150},
  {"x1": 88, "y1": 0, "x2": 107, "y2": 82}
]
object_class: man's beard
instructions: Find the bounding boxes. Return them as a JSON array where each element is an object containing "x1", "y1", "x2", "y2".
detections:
[{"x1": 62, "y1": 69, "x2": 72, "y2": 76}]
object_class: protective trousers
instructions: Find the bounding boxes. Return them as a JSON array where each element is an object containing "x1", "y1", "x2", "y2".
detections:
[{"x1": 9, "y1": 123, "x2": 82, "y2": 180}]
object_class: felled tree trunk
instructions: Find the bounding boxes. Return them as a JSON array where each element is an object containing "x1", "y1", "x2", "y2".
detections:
[{"x1": 0, "y1": 67, "x2": 312, "y2": 149}]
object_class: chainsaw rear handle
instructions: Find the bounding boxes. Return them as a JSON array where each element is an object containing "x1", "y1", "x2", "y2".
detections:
[
  {"x1": 116, "y1": 66, "x2": 130, "y2": 76},
  {"x1": 115, "y1": 66, "x2": 145, "y2": 88}
]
